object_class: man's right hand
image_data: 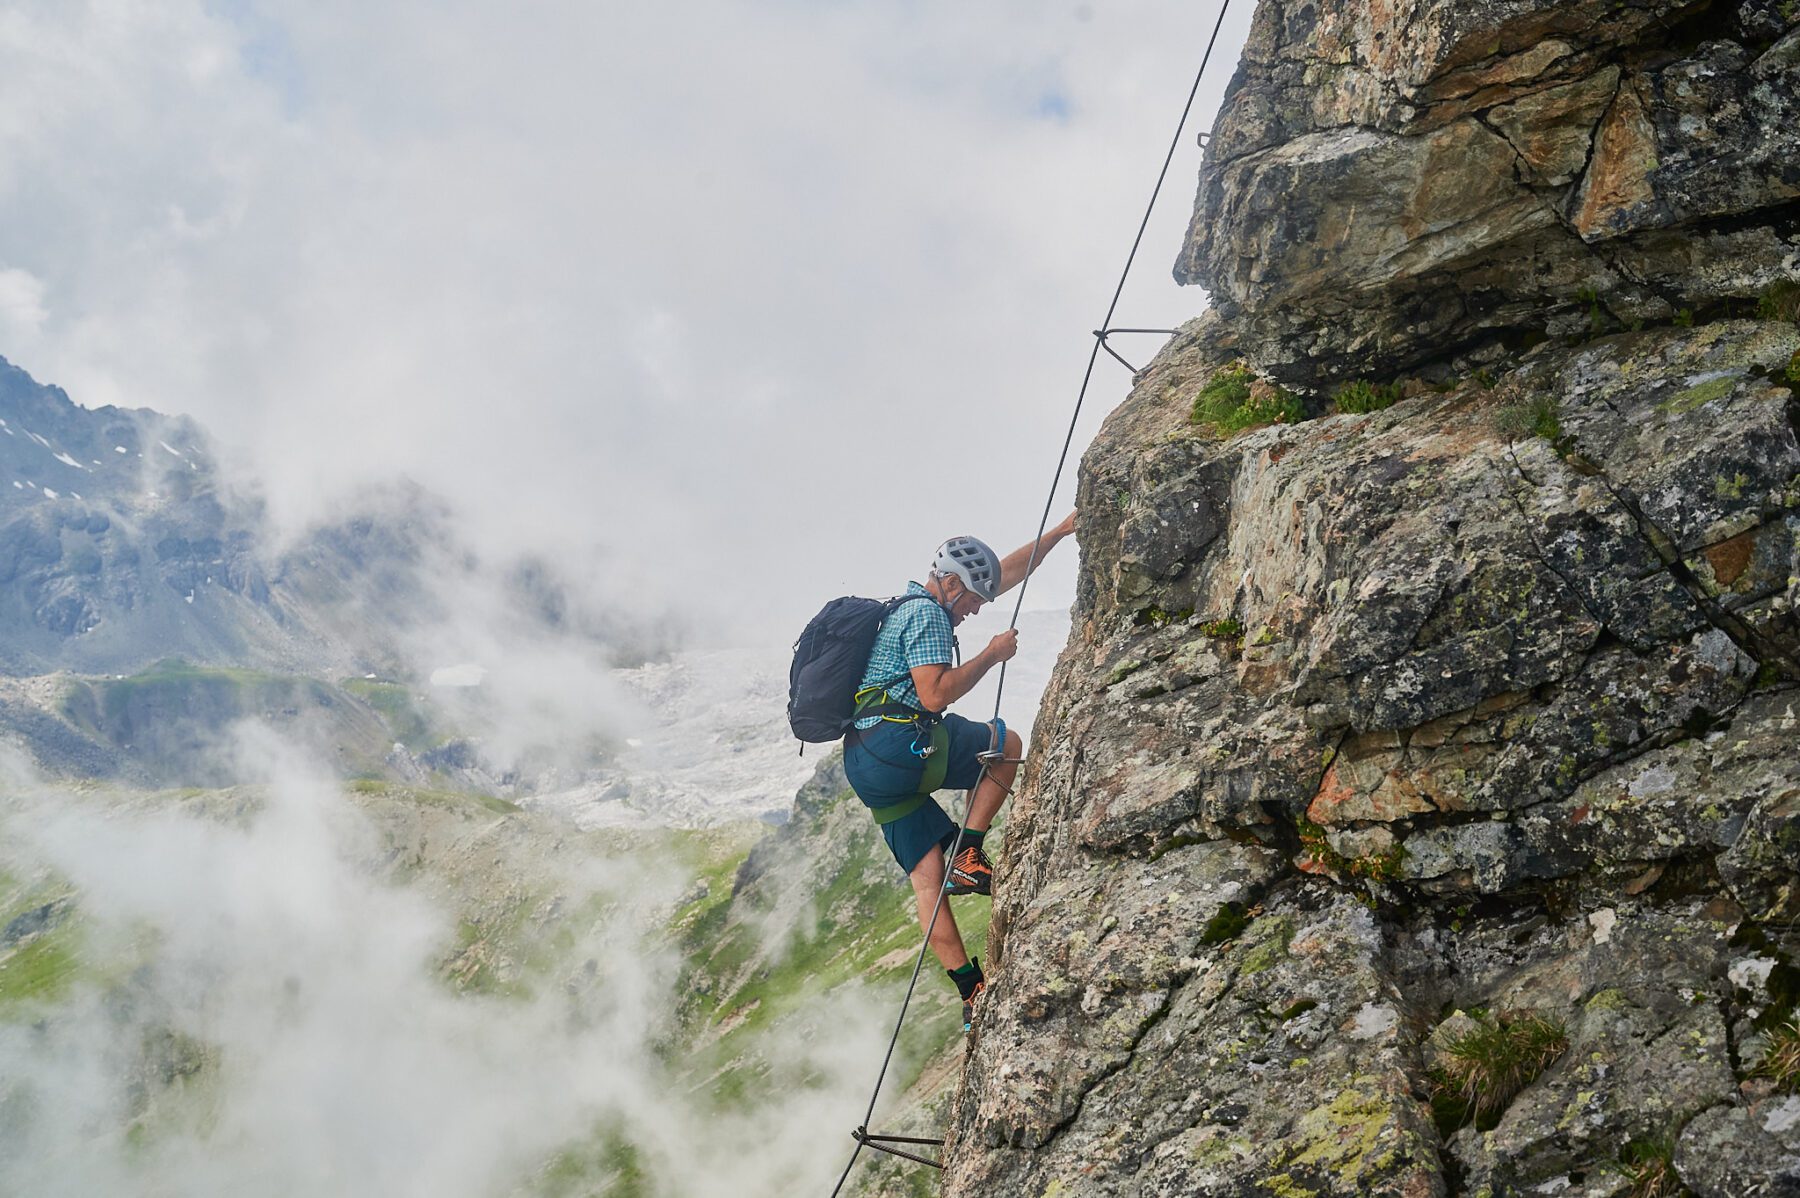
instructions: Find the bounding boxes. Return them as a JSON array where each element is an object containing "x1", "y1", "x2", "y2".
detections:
[{"x1": 987, "y1": 629, "x2": 1019, "y2": 663}]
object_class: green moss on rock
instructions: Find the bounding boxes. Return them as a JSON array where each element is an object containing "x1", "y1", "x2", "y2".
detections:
[
  {"x1": 1584, "y1": 987, "x2": 1632, "y2": 1012},
  {"x1": 1201, "y1": 902, "x2": 1252, "y2": 946},
  {"x1": 1240, "y1": 917, "x2": 1296, "y2": 975},
  {"x1": 1267, "y1": 1083, "x2": 1416, "y2": 1192},
  {"x1": 1660, "y1": 375, "x2": 1736, "y2": 414}
]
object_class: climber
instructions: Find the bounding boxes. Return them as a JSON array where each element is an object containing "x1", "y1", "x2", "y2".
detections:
[{"x1": 842, "y1": 514, "x2": 1077, "y2": 1030}]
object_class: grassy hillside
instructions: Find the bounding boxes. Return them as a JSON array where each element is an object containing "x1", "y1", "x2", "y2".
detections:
[
  {"x1": 670, "y1": 751, "x2": 983, "y2": 1109},
  {"x1": 0, "y1": 660, "x2": 482, "y2": 788}
]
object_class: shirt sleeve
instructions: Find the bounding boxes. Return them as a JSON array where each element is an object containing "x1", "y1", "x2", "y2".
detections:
[{"x1": 898, "y1": 601, "x2": 955, "y2": 671}]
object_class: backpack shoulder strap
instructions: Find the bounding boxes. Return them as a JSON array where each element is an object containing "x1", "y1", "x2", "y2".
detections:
[
  {"x1": 868, "y1": 592, "x2": 944, "y2": 689},
  {"x1": 883, "y1": 592, "x2": 938, "y2": 615}
]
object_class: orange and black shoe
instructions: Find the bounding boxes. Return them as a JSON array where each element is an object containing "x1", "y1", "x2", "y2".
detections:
[
  {"x1": 946, "y1": 843, "x2": 994, "y2": 896},
  {"x1": 962, "y1": 979, "x2": 986, "y2": 1033}
]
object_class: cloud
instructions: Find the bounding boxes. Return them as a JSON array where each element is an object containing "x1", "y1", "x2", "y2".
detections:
[
  {"x1": 0, "y1": 728, "x2": 900, "y2": 1197},
  {"x1": 0, "y1": 266, "x2": 47, "y2": 346},
  {"x1": 0, "y1": 0, "x2": 1252, "y2": 643}
]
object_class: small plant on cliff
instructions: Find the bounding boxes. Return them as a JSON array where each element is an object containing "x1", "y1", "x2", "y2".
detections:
[
  {"x1": 1429, "y1": 1010, "x2": 1568, "y2": 1132},
  {"x1": 1295, "y1": 817, "x2": 1406, "y2": 882},
  {"x1": 1753, "y1": 1018, "x2": 1800, "y2": 1092},
  {"x1": 1332, "y1": 379, "x2": 1402, "y2": 414},
  {"x1": 1619, "y1": 1134, "x2": 1685, "y2": 1198},
  {"x1": 1191, "y1": 362, "x2": 1306, "y2": 433},
  {"x1": 1756, "y1": 279, "x2": 1800, "y2": 324},
  {"x1": 1133, "y1": 604, "x2": 1195, "y2": 630},
  {"x1": 1789, "y1": 350, "x2": 1800, "y2": 387},
  {"x1": 1494, "y1": 393, "x2": 1562, "y2": 443},
  {"x1": 1577, "y1": 286, "x2": 1610, "y2": 338},
  {"x1": 1199, "y1": 616, "x2": 1244, "y2": 641}
]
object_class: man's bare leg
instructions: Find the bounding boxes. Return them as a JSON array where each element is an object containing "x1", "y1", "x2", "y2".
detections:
[{"x1": 907, "y1": 848, "x2": 969, "y2": 970}]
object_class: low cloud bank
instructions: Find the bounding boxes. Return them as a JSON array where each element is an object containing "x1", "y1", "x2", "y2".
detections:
[{"x1": 0, "y1": 730, "x2": 894, "y2": 1197}]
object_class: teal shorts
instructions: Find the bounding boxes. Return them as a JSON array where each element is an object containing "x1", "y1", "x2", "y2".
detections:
[
  {"x1": 879, "y1": 797, "x2": 960, "y2": 875},
  {"x1": 843, "y1": 713, "x2": 992, "y2": 802}
]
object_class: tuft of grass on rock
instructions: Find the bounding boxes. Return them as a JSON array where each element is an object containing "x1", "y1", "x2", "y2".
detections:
[
  {"x1": 1620, "y1": 1134, "x2": 1686, "y2": 1198},
  {"x1": 1753, "y1": 1018, "x2": 1800, "y2": 1092},
  {"x1": 1577, "y1": 286, "x2": 1610, "y2": 338},
  {"x1": 1495, "y1": 393, "x2": 1562, "y2": 443},
  {"x1": 1333, "y1": 380, "x2": 1403, "y2": 414},
  {"x1": 1756, "y1": 278, "x2": 1800, "y2": 324},
  {"x1": 1191, "y1": 363, "x2": 1306, "y2": 433},
  {"x1": 1787, "y1": 349, "x2": 1800, "y2": 388},
  {"x1": 1429, "y1": 1010, "x2": 1568, "y2": 1133}
]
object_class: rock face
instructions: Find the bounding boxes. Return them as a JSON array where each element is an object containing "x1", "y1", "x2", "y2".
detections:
[
  {"x1": 1177, "y1": 0, "x2": 1800, "y2": 386},
  {"x1": 944, "y1": 4, "x2": 1800, "y2": 1195}
]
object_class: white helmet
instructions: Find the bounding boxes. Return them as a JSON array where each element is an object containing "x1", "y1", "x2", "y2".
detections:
[{"x1": 932, "y1": 536, "x2": 1001, "y2": 603}]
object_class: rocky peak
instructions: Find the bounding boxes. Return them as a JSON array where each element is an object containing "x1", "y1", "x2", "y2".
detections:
[
  {"x1": 1, "y1": 353, "x2": 217, "y2": 515},
  {"x1": 1177, "y1": 0, "x2": 1800, "y2": 387}
]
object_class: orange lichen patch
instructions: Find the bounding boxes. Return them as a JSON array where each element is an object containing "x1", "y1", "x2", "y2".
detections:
[
  {"x1": 1572, "y1": 79, "x2": 1657, "y2": 237},
  {"x1": 1309, "y1": 759, "x2": 1363, "y2": 825},
  {"x1": 1702, "y1": 529, "x2": 1757, "y2": 587},
  {"x1": 1308, "y1": 742, "x2": 1436, "y2": 825}
]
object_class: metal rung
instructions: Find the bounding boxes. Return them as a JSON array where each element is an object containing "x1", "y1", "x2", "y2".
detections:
[
  {"x1": 851, "y1": 1127, "x2": 944, "y2": 1170},
  {"x1": 976, "y1": 752, "x2": 1026, "y2": 765}
]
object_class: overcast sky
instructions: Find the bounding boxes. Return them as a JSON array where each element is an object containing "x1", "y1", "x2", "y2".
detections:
[{"x1": 0, "y1": 0, "x2": 1252, "y2": 646}]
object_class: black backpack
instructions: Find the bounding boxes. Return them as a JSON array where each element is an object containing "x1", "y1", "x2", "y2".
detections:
[{"x1": 787, "y1": 594, "x2": 937, "y2": 744}]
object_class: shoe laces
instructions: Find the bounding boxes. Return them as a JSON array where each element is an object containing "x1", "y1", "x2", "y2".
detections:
[{"x1": 954, "y1": 844, "x2": 990, "y2": 870}]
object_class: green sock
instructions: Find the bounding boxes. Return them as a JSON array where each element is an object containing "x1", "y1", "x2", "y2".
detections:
[
  {"x1": 959, "y1": 828, "x2": 986, "y2": 849},
  {"x1": 947, "y1": 958, "x2": 984, "y2": 1000}
]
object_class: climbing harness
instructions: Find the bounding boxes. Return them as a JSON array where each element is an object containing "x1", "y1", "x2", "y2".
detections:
[{"x1": 827, "y1": 4, "x2": 1236, "y2": 1191}]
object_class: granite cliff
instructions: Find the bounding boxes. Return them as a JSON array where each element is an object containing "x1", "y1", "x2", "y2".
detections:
[{"x1": 945, "y1": 4, "x2": 1800, "y2": 1195}]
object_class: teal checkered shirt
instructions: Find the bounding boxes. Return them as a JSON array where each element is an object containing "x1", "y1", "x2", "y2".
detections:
[{"x1": 853, "y1": 582, "x2": 957, "y2": 728}]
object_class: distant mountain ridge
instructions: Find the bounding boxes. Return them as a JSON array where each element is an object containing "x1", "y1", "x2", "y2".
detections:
[
  {"x1": 0, "y1": 353, "x2": 672, "y2": 680},
  {"x1": 0, "y1": 353, "x2": 682, "y2": 791},
  {"x1": 0, "y1": 354, "x2": 286, "y2": 675}
]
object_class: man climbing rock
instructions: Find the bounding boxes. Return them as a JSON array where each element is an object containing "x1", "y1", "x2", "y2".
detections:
[{"x1": 842, "y1": 515, "x2": 1077, "y2": 1030}]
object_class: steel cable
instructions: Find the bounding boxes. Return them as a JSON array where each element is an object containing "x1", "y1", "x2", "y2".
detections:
[{"x1": 827, "y1": 4, "x2": 1234, "y2": 1191}]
